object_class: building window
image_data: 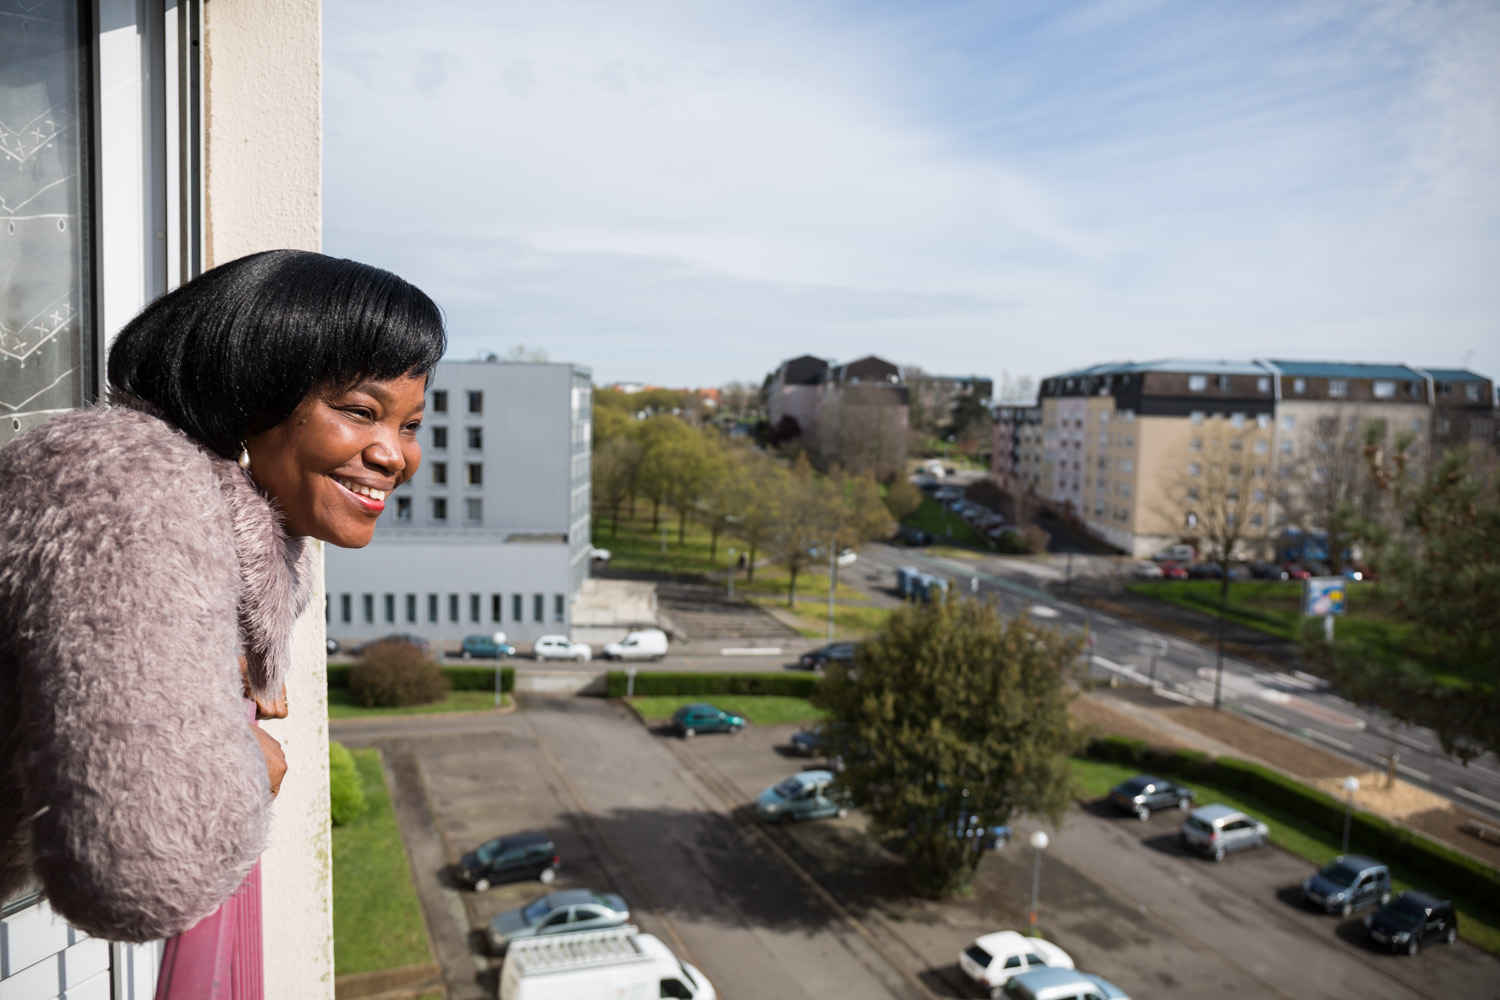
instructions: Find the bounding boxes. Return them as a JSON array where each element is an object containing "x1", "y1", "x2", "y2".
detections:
[
  {"x1": 465, "y1": 498, "x2": 482, "y2": 523},
  {"x1": 1186, "y1": 512, "x2": 1198, "y2": 528},
  {"x1": 1229, "y1": 438, "x2": 1243, "y2": 452},
  {"x1": 466, "y1": 462, "x2": 483, "y2": 486},
  {"x1": 384, "y1": 594, "x2": 395, "y2": 623},
  {"x1": 406, "y1": 594, "x2": 417, "y2": 622},
  {"x1": 1280, "y1": 441, "x2": 1293, "y2": 455},
  {"x1": 1254, "y1": 465, "x2": 1267, "y2": 478},
  {"x1": 1281, "y1": 414, "x2": 1295, "y2": 430},
  {"x1": 1228, "y1": 465, "x2": 1242, "y2": 477},
  {"x1": 432, "y1": 426, "x2": 448, "y2": 449},
  {"x1": 1253, "y1": 489, "x2": 1266, "y2": 503},
  {"x1": 468, "y1": 390, "x2": 483, "y2": 413},
  {"x1": 470, "y1": 594, "x2": 481, "y2": 622},
  {"x1": 1120, "y1": 409, "x2": 1135, "y2": 422},
  {"x1": 1257, "y1": 377, "x2": 1270, "y2": 393},
  {"x1": 449, "y1": 594, "x2": 460, "y2": 622},
  {"x1": 396, "y1": 496, "x2": 412, "y2": 521},
  {"x1": 1188, "y1": 463, "x2": 1202, "y2": 477},
  {"x1": 554, "y1": 594, "x2": 565, "y2": 622},
  {"x1": 1293, "y1": 378, "x2": 1306, "y2": 394},
  {"x1": 1218, "y1": 375, "x2": 1233, "y2": 391},
  {"x1": 432, "y1": 461, "x2": 447, "y2": 485},
  {"x1": 1188, "y1": 375, "x2": 1207, "y2": 391},
  {"x1": 432, "y1": 497, "x2": 448, "y2": 521},
  {"x1": 533, "y1": 594, "x2": 544, "y2": 622},
  {"x1": 432, "y1": 390, "x2": 448, "y2": 413},
  {"x1": 363, "y1": 594, "x2": 374, "y2": 623},
  {"x1": 1231, "y1": 412, "x2": 1246, "y2": 429},
  {"x1": 1410, "y1": 418, "x2": 1423, "y2": 432},
  {"x1": 1328, "y1": 379, "x2": 1348, "y2": 398},
  {"x1": 1190, "y1": 411, "x2": 1205, "y2": 426},
  {"x1": 428, "y1": 594, "x2": 439, "y2": 622},
  {"x1": 492, "y1": 595, "x2": 503, "y2": 622},
  {"x1": 513, "y1": 594, "x2": 523, "y2": 622},
  {"x1": 1256, "y1": 414, "x2": 1271, "y2": 430},
  {"x1": 1373, "y1": 380, "x2": 1395, "y2": 399},
  {"x1": 1253, "y1": 439, "x2": 1268, "y2": 454},
  {"x1": 1436, "y1": 418, "x2": 1450, "y2": 435},
  {"x1": 1186, "y1": 487, "x2": 1200, "y2": 502},
  {"x1": 341, "y1": 594, "x2": 352, "y2": 623},
  {"x1": 1251, "y1": 513, "x2": 1264, "y2": 528},
  {"x1": 1466, "y1": 383, "x2": 1483, "y2": 402},
  {"x1": 467, "y1": 426, "x2": 483, "y2": 450}
]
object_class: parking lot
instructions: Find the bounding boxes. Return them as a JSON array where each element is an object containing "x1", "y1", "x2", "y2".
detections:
[{"x1": 338, "y1": 698, "x2": 1500, "y2": 999}]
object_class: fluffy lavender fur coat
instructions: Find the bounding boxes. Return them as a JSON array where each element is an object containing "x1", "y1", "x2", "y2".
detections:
[{"x1": 0, "y1": 397, "x2": 313, "y2": 941}]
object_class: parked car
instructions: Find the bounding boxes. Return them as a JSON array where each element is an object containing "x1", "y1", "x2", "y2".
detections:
[
  {"x1": 999, "y1": 966, "x2": 1130, "y2": 1000},
  {"x1": 895, "y1": 525, "x2": 934, "y2": 546},
  {"x1": 798, "y1": 641, "x2": 857, "y2": 671},
  {"x1": 1187, "y1": 562, "x2": 1240, "y2": 580},
  {"x1": 1365, "y1": 891, "x2": 1458, "y2": 955},
  {"x1": 670, "y1": 703, "x2": 745, "y2": 738},
  {"x1": 1249, "y1": 561, "x2": 1290, "y2": 581},
  {"x1": 1152, "y1": 544, "x2": 1195, "y2": 563},
  {"x1": 1158, "y1": 561, "x2": 1189, "y2": 580},
  {"x1": 1302, "y1": 855, "x2": 1392, "y2": 917},
  {"x1": 533, "y1": 635, "x2": 592, "y2": 661},
  {"x1": 499, "y1": 926, "x2": 715, "y2": 1000},
  {"x1": 958, "y1": 930, "x2": 1074, "y2": 996},
  {"x1": 326, "y1": 638, "x2": 341, "y2": 655},
  {"x1": 459, "y1": 832, "x2": 560, "y2": 892},
  {"x1": 790, "y1": 724, "x2": 828, "y2": 757},
  {"x1": 351, "y1": 633, "x2": 430, "y2": 656},
  {"x1": 1108, "y1": 775, "x2": 1194, "y2": 820},
  {"x1": 1282, "y1": 562, "x2": 1312, "y2": 580},
  {"x1": 588, "y1": 546, "x2": 612, "y2": 563},
  {"x1": 755, "y1": 770, "x2": 848, "y2": 823},
  {"x1": 1130, "y1": 561, "x2": 1165, "y2": 580},
  {"x1": 601, "y1": 628, "x2": 669, "y2": 661},
  {"x1": 486, "y1": 889, "x2": 630, "y2": 952},
  {"x1": 1180, "y1": 804, "x2": 1269, "y2": 861},
  {"x1": 461, "y1": 634, "x2": 515, "y2": 659}
]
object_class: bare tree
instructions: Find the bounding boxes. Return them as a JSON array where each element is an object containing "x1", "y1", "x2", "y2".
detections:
[
  {"x1": 1277, "y1": 408, "x2": 1389, "y2": 574},
  {"x1": 1156, "y1": 420, "x2": 1271, "y2": 588}
]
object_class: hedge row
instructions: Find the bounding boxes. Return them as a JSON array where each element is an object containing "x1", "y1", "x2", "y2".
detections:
[
  {"x1": 327, "y1": 663, "x2": 514, "y2": 692},
  {"x1": 605, "y1": 670, "x2": 821, "y2": 699},
  {"x1": 1085, "y1": 735, "x2": 1500, "y2": 909}
]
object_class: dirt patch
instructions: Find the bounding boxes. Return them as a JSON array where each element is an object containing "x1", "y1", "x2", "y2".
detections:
[
  {"x1": 1401, "y1": 808, "x2": 1500, "y2": 868},
  {"x1": 1070, "y1": 696, "x2": 1188, "y2": 747},
  {"x1": 1159, "y1": 707, "x2": 1352, "y2": 778},
  {"x1": 1307, "y1": 769, "x2": 1448, "y2": 821}
]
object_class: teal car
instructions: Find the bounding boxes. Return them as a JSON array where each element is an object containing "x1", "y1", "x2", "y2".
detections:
[
  {"x1": 756, "y1": 770, "x2": 848, "y2": 823},
  {"x1": 671, "y1": 703, "x2": 745, "y2": 738}
]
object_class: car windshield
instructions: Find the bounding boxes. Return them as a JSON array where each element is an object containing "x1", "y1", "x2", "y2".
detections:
[
  {"x1": 522, "y1": 897, "x2": 553, "y2": 922},
  {"x1": 1185, "y1": 816, "x2": 1212, "y2": 834},
  {"x1": 1118, "y1": 778, "x2": 1151, "y2": 795},
  {"x1": 1383, "y1": 897, "x2": 1427, "y2": 929},
  {"x1": 964, "y1": 944, "x2": 993, "y2": 968},
  {"x1": 773, "y1": 778, "x2": 803, "y2": 799},
  {"x1": 1318, "y1": 861, "x2": 1362, "y2": 887},
  {"x1": 474, "y1": 838, "x2": 504, "y2": 864},
  {"x1": 677, "y1": 961, "x2": 699, "y2": 988}
]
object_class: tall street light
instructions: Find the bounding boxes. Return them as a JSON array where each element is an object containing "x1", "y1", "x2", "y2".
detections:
[
  {"x1": 1028, "y1": 830, "x2": 1049, "y2": 936},
  {"x1": 1342, "y1": 776, "x2": 1360, "y2": 854}
]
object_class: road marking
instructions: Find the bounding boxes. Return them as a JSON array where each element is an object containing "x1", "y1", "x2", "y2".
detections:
[
  {"x1": 1240, "y1": 704, "x2": 1289, "y2": 727},
  {"x1": 1028, "y1": 604, "x2": 1060, "y2": 618},
  {"x1": 1469, "y1": 764, "x2": 1500, "y2": 781},
  {"x1": 1396, "y1": 763, "x2": 1432, "y2": 782},
  {"x1": 1154, "y1": 688, "x2": 1198, "y2": 706},
  {"x1": 1293, "y1": 671, "x2": 1330, "y2": 689},
  {"x1": 1375, "y1": 729, "x2": 1433, "y2": 752},
  {"x1": 1305, "y1": 730, "x2": 1354, "y2": 752},
  {"x1": 719, "y1": 646, "x2": 783, "y2": 656},
  {"x1": 1453, "y1": 787, "x2": 1500, "y2": 812}
]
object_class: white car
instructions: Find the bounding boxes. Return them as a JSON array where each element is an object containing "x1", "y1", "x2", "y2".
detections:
[
  {"x1": 532, "y1": 635, "x2": 592, "y2": 661},
  {"x1": 601, "y1": 629, "x2": 668, "y2": 661},
  {"x1": 1131, "y1": 561, "x2": 1165, "y2": 579},
  {"x1": 958, "y1": 930, "x2": 1074, "y2": 996}
]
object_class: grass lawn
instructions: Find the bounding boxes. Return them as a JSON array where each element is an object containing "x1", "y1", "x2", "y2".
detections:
[
  {"x1": 746, "y1": 597, "x2": 893, "y2": 640},
  {"x1": 333, "y1": 749, "x2": 432, "y2": 975},
  {"x1": 593, "y1": 507, "x2": 739, "y2": 575},
  {"x1": 904, "y1": 496, "x2": 994, "y2": 551},
  {"x1": 1070, "y1": 756, "x2": 1500, "y2": 954},
  {"x1": 327, "y1": 688, "x2": 509, "y2": 719},
  {"x1": 628, "y1": 695, "x2": 825, "y2": 725}
]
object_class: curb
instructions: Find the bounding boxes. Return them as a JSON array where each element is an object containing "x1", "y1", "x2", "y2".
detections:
[
  {"x1": 329, "y1": 699, "x2": 517, "y2": 730},
  {"x1": 333, "y1": 962, "x2": 442, "y2": 1000}
]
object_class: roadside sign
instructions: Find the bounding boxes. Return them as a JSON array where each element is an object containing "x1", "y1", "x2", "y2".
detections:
[{"x1": 1304, "y1": 576, "x2": 1347, "y2": 616}]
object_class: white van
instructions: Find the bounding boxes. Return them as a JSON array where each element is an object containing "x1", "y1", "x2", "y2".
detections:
[
  {"x1": 500, "y1": 926, "x2": 715, "y2": 1000},
  {"x1": 601, "y1": 629, "x2": 669, "y2": 662}
]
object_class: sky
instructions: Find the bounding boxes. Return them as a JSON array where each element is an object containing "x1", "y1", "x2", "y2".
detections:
[{"x1": 323, "y1": 0, "x2": 1500, "y2": 395}]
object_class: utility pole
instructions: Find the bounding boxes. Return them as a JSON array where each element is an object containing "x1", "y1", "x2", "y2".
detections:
[{"x1": 1212, "y1": 588, "x2": 1227, "y2": 710}]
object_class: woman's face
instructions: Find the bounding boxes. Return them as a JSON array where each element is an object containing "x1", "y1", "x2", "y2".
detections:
[{"x1": 245, "y1": 375, "x2": 427, "y2": 547}]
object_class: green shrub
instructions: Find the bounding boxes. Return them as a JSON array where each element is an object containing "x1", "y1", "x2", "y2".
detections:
[
  {"x1": 328, "y1": 663, "x2": 353, "y2": 688},
  {"x1": 605, "y1": 671, "x2": 821, "y2": 698},
  {"x1": 442, "y1": 665, "x2": 515, "y2": 692},
  {"x1": 328, "y1": 741, "x2": 367, "y2": 826},
  {"x1": 348, "y1": 642, "x2": 449, "y2": 707}
]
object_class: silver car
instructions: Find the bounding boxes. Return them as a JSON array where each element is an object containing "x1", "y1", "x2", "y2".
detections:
[
  {"x1": 486, "y1": 889, "x2": 630, "y2": 951},
  {"x1": 1180, "y1": 804, "x2": 1268, "y2": 862}
]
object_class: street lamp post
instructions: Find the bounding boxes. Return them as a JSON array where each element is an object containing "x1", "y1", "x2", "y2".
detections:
[
  {"x1": 491, "y1": 631, "x2": 507, "y2": 708},
  {"x1": 1212, "y1": 587, "x2": 1228, "y2": 710},
  {"x1": 1028, "y1": 830, "x2": 1049, "y2": 936},
  {"x1": 1342, "y1": 776, "x2": 1360, "y2": 854}
]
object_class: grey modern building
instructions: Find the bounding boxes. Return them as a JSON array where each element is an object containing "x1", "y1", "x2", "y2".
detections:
[{"x1": 325, "y1": 359, "x2": 593, "y2": 648}]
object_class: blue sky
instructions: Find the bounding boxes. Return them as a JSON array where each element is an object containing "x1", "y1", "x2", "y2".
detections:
[{"x1": 324, "y1": 0, "x2": 1499, "y2": 394}]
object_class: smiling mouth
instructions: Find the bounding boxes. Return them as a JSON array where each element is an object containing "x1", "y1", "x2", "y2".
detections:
[{"x1": 335, "y1": 476, "x2": 389, "y2": 508}]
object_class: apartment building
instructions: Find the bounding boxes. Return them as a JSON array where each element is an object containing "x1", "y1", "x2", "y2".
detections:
[
  {"x1": 764, "y1": 354, "x2": 910, "y2": 478},
  {"x1": 325, "y1": 359, "x2": 593, "y2": 648},
  {"x1": 1002, "y1": 360, "x2": 1494, "y2": 559}
]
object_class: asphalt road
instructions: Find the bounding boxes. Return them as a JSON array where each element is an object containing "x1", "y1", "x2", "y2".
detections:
[
  {"x1": 856, "y1": 542, "x2": 1500, "y2": 823},
  {"x1": 333, "y1": 704, "x2": 1500, "y2": 1000}
]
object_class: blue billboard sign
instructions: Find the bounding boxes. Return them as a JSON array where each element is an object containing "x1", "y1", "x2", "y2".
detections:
[{"x1": 1304, "y1": 576, "x2": 1347, "y2": 617}]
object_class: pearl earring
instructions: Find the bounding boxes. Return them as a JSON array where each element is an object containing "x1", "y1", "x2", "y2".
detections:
[{"x1": 238, "y1": 443, "x2": 252, "y2": 469}]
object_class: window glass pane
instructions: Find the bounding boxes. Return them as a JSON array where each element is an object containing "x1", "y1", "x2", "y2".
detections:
[
  {"x1": 428, "y1": 593, "x2": 438, "y2": 622},
  {"x1": 0, "y1": 0, "x2": 94, "y2": 446},
  {"x1": 533, "y1": 593, "x2": 543, "y2": 622},
  {"x1": 384, "y1": 593, "x2": 395, "y2": 622},
  {"x1": 406, "y1": 593, "x2": 416, "y2": 622},
  {"x1": 470, "y1": 593, "x2": 480, "y2": 622},
  {"x1": 512, "y1": 594, "x2": 522, "y2": 621},
  {"x1": 448, "y1": 593, "x2": 459, "y2": 622}
]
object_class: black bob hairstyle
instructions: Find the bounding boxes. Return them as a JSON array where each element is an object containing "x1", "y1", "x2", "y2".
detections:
[{"x1": 107, "y1": 250, "x2": 447, "y2": 459}]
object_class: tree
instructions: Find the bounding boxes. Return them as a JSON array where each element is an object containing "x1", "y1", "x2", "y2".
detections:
[
  {"x1": 1279, "y1": 409, "x2": 1391, "y2": 575},
  {"x1": 660, "y1": 430, "x2": 717, "y2": 545},
  {"x1": 726, "y1": 450, "x2": 784, "y2": 582},
  {"x1": 766, "y1": 454, "x2": 836, "y2": 607},
  {"x1": 943, "y1": 393, "x2": 991, "y2": 446},
  {"x1": 813, "y1": 597, "x2": 1082, "y2": 896},
  {"x1": 884, "y1": 476, "x2": 924, "y2": 523},
  {"x1": 635, "y1": 415, "x2": 691, "y2": 532},
  {"x1": 592, "y1": 434, "x2": 643, "y2": 536},
  {"x1": 1304, "y1": 443, "x2": 1500, "y2": 762}
]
